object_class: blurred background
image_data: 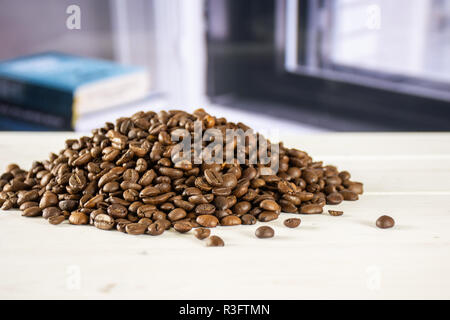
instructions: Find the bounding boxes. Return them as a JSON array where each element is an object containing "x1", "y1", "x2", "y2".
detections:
[{"x1": 0, "y1": 0, "x2": 449, "y2": 132}]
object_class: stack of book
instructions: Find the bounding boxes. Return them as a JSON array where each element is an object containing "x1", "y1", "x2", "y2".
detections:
[{"x1": 0, "y1": 52, "x2": 150, "y2": 130}]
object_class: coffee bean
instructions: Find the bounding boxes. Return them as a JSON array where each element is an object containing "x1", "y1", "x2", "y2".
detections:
[
  {"x1": 159, "y1": 167, "x2": 183, "y2": 179},
  {"x1": 196, "y1": 214, "x2": 219, "y2": 228},
  {"x1": 226, "y1": 195, "x2": 237, "y2": 208},
  {"x1": 300, "y1": 204, "x2": 323, "y2": 214},
  {"x1": 279, "y1": 199, "x2": 298, "y2": 213},
  {"x1": 19, "y1": 201, "x2": 38, "y2": 211},
  {"x1": 195, "y1": 203, "x2": 216, "y2": 215},
  {"x1": 139, "y1": 186, "x2": 160, "y2": 198},
  {"x1": 222, "y1": 173, "x2": 238, "y2": 188},
  {"x1": 233, "y1": 201, "x2": 251, "y2": 216},
  {"x1": 168, "y1": 208, "x2": 187, "y2": 221},
  {"x1": 215, "y1": 209, "x2": 231, "y2": 218},
  {"x1": 125, "y1": 223, "x2": 147, "y2": 235},
  {"x1": 338, "y1": 171, "x2": 351, "y2": 181},
  {"x1": 42, "y1": 207, "x2": 61, "y2": 219},
  {"x1": 72, "y1": 152, "x2": 92, "y2": 166},
  {"x1": 376, "y1": 215, "x2": 395, "y2": 229},
  {"x1": 340, "y1": 190, "x2": 359, "y2": 201},
  {"x1": 22, "y1": 206, "x2": 42, "y2": 217},
  {"x1": 173, "y1": 199, "x2": 195, "y2": 211},
  {"x1": 241, "y1": 189, "x2": 258, "y2": 201},
  {"x1": 206, "y1": 235, "x2": 224, "y2": 247},
  {"x1": 284, "y1": 218, "x2": 301, "y2": 228},
  {"x1": 138, "y1": 218, "x2": 153, "y2": 227},
  {"x1": 203, "y1": 169, "x2": 222, "y2": 187},
  {"x1": 233, "y1": 179, "x2": 249, "y2": 198},
  {"x1": 251, "y1": 178, "x2": 265, "y2": 188},
  {"x1": 212, "y1": 186, "x2": 231, "y2": 196},
  {"x1": 138, "y1": 169, "x2": 157, "y2": 186},
  {"x1": 287, "y1": 167, "x2": 301, "y2": 179},
  {"x1": 158, "y1": 219, "x2": 172, "y2": 230},
  {"x1": 258, "y1": 211, "x2": 279, "y2": 222},
  {"x1": 241, "y1": 214, "x2": 257, "y2": 225},
  {"x1": 39, "y1": 191, "x2": 58, "y2": 209},
  {"x1": 255, "y1": 226, "x2": 274, "y2": 238},
  {"x1": 69, "y1": 211, "x2": 89, "y2": 225},
  {"x1": 152, "y1": 211, "x2": 167, "y2": 221},
  {"x1": 48, "y1": 215, "x2": 65, "y2": 225},
  {"x1": 221, "y1": 215, "x2": 241, "y2": 226},
  {"x1": 214, "y1": 196, "x2": 229, "y2": 210},
  {"x1": 147, "y1": 220, "x2": 165, "y2": 235},
  {"x1": 93, "y1": 214, "x2": 115, "y2": 230},
  {"x1": 107, "y1": 204, "x2": 128, "y2": 219},
  {"x1": 136, "y1": 204, "x2": 156, "y2": 218},
  {"x1": 194, "y1": 227, "x2": 210, "y2": 240},
  {"x1": 84, "y1": 194, "x2": 103, "y2": 209},
  {"x1": 259, "y1": 200, "x2": 280, "y2": 212},
  {"x1": 69, "y1": 172, "x2": 87, "y2": 192},
  {"x1": 142, "y1": 192, "x2": 175, "y2": 205},
  {"x1": 328, "y1": 210, "x2": 343, "y2": 216},
  {"x1": 326, "y1": 192, "x2": 344, "y2": 205},
  {"x1": 347, "y1": 182, "x2": 363, "y2": 194},
  {"x1": 58, "y1": 199, "x2": 78, "y2": 211},
  {"x1": 277, "y1": 180, "x2": 296, "y2": 194},
  {"x1": 17, "y1": 190, "x2": 39, "y2": 205},
  {"x1": 116, "y1": 219, "x2": 131, "y2": 233},
  {"x1": 89, "y1": 208, "x2": 104, "y2": 224},
  {"x1": 173, "y1": 221, "x2": 192, "y2": 233}
]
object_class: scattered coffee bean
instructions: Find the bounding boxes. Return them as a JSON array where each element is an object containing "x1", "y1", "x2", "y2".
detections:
[
  {"x1": 376, "y1": 215, "x2": 395, "y2": 229},
  {"x1": 255, "y1": 226, "x2": 274, "y2": 238},
  {"x1": 328, "y1": 210, "x2": 343, "y2": 216},
  {"x1": 194, "y1": 228, "x2": 210, "y2": 240},
  {"x1": 284, "y1": 218, "x2": 301, "y2": 228},
  {"x1": 206, "y1": 235, "x2": 224, "y2": 247}
]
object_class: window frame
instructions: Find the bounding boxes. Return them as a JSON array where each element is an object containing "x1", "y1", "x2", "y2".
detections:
[{"x1": 206, "y1": 0, "x2": 450, "y2": 131}]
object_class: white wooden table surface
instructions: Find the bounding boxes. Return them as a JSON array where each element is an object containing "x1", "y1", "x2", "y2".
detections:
[{"x1": 1, "y1": 132, "x2": 449, "y2": 299}]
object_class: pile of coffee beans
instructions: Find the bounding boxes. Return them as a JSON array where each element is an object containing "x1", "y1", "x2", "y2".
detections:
[{"x1": 0, "y1": 109, "x2": 363, "y2": 242}]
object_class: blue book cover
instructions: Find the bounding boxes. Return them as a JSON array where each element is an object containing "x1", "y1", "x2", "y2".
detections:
[{"x1": 0, "y1": 52, "x2": 150, "y2": 130}]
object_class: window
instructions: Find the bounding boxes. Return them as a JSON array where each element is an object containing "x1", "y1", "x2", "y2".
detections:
[
  {"x1": 285, "y1": 0, "x2": 450, "y2": 99},
  {"x1": 206, "y1": 0, "x2": 450, "y2": 131}
]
